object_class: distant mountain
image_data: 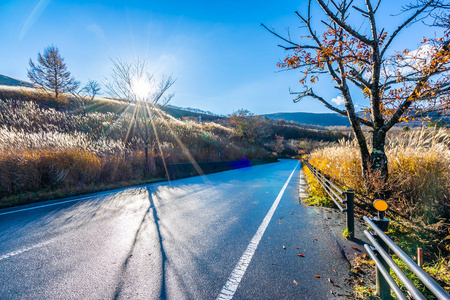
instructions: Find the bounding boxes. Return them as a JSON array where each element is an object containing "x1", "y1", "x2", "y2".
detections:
[
  {"x1": 264, "y1": 111, "x2": 450, "y2": 128},
  {"x1": 0, "y1": 74, "x2": 34, "y2": 88},
  {"x1": 263, "y1": 112, "x2": 350, "y2": 127},
  {"x1": 166, "y1": 105, "x2": 224, "y2": 117}
]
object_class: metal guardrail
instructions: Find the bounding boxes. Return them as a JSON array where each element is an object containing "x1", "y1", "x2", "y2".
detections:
[
  {"x1": 302, "y1": 160, "x2": 355, "y2": 239},
  {"x1": 364, "y1": 214, "x2": 450, "y2": 300},
  {"x1": 302, "y1": 159, "x2": 450, "y2": 299}
]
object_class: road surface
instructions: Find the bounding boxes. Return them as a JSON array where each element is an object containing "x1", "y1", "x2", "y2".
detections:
[{"x1": 0, "y1": 159, "x2": 352, "y2": 299}]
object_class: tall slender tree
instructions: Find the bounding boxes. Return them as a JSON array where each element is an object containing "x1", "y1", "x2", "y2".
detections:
[
  {"x1": 264, "y1": 0, "x2": 450, "y2": 187},
  {"x1": 28, "y1": 45, "x2": 79, "y2": 100}
]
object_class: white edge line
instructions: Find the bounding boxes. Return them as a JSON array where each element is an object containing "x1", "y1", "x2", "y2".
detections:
[
  {"x1": 0, "y1": 196, "x2": 100, "y2": 216},
  {"x1": 216, "y1": 161, "x2": 299, "y2": 300},
  {"x1": 0, "y1": 178, "x2": 174, "y2": 217},
  {"x1": 0, "y1": 239, "x2": 55, "y2": 261},
  {"x1": 0, "y1": 181, "x2": 161, "y2": 216}
]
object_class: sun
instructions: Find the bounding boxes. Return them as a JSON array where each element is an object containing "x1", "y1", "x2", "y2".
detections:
[{"x1": 131, "y1": 76, "x2": 153, "y2": 100}]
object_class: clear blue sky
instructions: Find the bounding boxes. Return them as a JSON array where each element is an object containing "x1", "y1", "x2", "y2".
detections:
[{"x1": 0, "y1": 0, "x2": 440, "y2": 115}]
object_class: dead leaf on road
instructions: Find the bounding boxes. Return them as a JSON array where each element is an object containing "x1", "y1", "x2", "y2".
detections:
[
  {"x1": 327, "y1": 278, "x2": 340, "y2": 287},
  {"x1": 293, "y1": 280, "x2": 298, "y2": 285},
  {"x1": 315, "y1": 275, "x2": 321, "y2": 278},
  {"x1": 296, "y1": 254, "x2": 304, "y2": 257}
]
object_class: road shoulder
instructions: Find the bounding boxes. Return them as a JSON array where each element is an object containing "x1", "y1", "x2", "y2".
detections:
[{"x1": 299, "y1": 165, "x2": 377, "y2": 299}]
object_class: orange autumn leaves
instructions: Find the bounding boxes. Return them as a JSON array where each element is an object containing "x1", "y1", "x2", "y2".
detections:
[
  {"x1": 279, "y1": 27, "x2": 378, "y2": 84},
  {"x1": 278, "y1": 22, "x2": 450, "y2": 123}
]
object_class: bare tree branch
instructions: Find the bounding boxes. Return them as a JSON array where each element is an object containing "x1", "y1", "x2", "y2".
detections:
[
  {"x1": 261, "y1": 23, "x2": 300, "y2": 47},
  {"x1": 383, "y1": 39, "x2": 450, "y2": 131},
  {"x1": 105, "y1": 58, "x2": 175, "y2": 175},
  {"x1": 380, "y1": 2, "x2": 433, "y2": 58},
  {"x1": 316, "y1": 0, "x2": 374, "y2": 45}
]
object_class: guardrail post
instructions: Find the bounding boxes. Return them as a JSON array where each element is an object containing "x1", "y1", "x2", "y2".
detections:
[
  {"x1": 345, "y1": 189, "x2": 355, "y2": 239},
  {"x1": 372, "y1": 204, "x2": 391, "y2": 300},
  {"x1": 417, "y1": 247, "x2": 423, "y2": 268},
  {"x1": 324, "y1": 174, "x2": 331, "y2": 193}
]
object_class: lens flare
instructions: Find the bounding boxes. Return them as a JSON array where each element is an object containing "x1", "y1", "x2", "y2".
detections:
[{"x1": 131, "y1": 76, "x2": 152, "y2": 100}]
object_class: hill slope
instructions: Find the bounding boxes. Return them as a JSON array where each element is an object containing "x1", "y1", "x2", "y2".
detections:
[
  {"x1": 0, "y1": 74, "x2": 34, "y2": 88},
  {"x1": 263, "y1": 112, "x2": 350, "y2": 127},
  {"x1": 0, "y1": 73, "x2": 221, "y2": 121}
]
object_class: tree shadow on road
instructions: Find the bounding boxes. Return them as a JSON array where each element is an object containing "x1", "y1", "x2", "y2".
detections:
[{"x1": 113, "y1": 187, "x2": 168, "y2": 300}]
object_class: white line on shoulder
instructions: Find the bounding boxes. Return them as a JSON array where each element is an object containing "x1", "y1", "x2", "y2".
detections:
[{"x1": 216, "y1": 161, "x2": 299, "y2": 300}]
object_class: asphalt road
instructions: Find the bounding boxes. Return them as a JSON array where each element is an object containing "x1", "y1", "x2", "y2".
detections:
[{"x1": 0, "y1": 159, "x2": 352, "y2": 299}]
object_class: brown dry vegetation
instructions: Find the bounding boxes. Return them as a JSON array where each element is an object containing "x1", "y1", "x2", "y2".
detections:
[
  {"x1": 304, "y1": 128, "x2": 450, "y2": 292},
  {"x1": 0, "y1": 98, "x2": 266, "y2": 206},
  {"x1": 308, "y1": 128, "x2": 450, "y2": 224},
  {"x1": 0, "y1": 91, "x2": 346, "y2": 208}
]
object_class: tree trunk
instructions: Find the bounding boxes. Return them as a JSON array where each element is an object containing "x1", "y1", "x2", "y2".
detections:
[
  {"x1": 144, "y1": 142, "x2": 149, "y2": 177},
  {"x1": 370, "y1": 130, "x2": 388, "y2": 176},
  {"x1": 341, "y1": 88, "x2": 370, "y2": 181},
  {"x1": 367, "y1": 130, "x2": 389, "y2": 198},
  {"x1": 152, "y1": 140, "x2": 161, "y2": 177}
]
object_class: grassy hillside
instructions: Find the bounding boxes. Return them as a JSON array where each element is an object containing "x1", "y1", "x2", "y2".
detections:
[{"x1": 0, "y1": 83, "x2": 221, "y2": 121}]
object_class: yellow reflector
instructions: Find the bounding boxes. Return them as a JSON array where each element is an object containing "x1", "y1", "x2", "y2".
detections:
[{"x1": 373, "y1": 199, "x2": 388, "y2": 212}]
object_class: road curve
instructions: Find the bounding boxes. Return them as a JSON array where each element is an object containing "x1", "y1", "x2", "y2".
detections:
[{"x1": 0, "y1": 159, "x2": 352, "y2": 299}]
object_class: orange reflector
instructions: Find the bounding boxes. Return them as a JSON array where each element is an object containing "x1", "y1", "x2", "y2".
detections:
[{"x1": 373, "y1": 199, "x2": 388, "y2": 212}]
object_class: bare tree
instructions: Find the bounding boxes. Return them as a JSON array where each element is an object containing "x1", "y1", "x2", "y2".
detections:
[
  {"x1": 264, "y1": 0, "x2": 450, "y2": 188},
  {"x1": 105, "y1": 58, "x2": 175, "y2": 175},
  {"x1": 28, "y1": 45, "x2": 79, "y2": 100},
  {"x1": 73, "y1": 80, "x2": 101, "y2": 116}
]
